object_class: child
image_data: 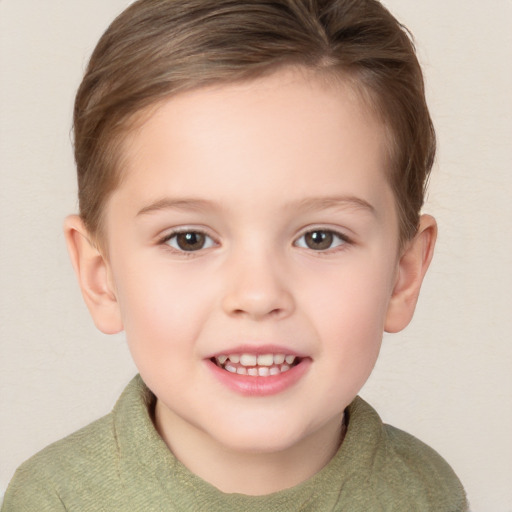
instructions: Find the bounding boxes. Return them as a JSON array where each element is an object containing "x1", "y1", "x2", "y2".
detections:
[{"x1": 2, "y1": 0, "x2": 468, "y2": 510}]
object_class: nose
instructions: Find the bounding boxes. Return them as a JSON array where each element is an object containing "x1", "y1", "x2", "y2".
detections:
[{"x1": 221, "y1": 249, "x2": 295, "y2": 321}]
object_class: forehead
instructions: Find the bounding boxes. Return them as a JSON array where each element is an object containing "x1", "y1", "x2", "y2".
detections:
[{"x1": 110, "y1": 68, "x2": 394, "y2": 222}]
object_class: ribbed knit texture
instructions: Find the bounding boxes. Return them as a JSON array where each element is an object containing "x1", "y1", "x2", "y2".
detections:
[{"x1": 2, "y1": 375, "x2": 467, "y2": 511}]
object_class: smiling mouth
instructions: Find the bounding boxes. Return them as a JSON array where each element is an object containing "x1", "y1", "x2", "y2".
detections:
[{"x1": 211, "y1": 353, "x2": 301, "y2": 377}]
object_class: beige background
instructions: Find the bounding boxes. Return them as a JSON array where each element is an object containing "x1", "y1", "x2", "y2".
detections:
[{"x1": 1, "y1": 1, "x2": 511, "y2": 510}]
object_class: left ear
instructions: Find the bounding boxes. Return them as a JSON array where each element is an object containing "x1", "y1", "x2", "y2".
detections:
[{"x1": 385, "y1": 214, "x2": 437, "y2": 333}]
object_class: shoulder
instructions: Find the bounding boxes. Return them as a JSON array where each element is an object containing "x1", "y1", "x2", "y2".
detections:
[
  {"x1": 381, "y1": 423, "x2": 466, "y2": 497},
  {"x1": 2, "y1": 413, "x2": 117, "y2": 511},
  {"x1": 2, "y1": 376, "x2": 169, "y2": 511},
  {"x1": 344, "y1": 397, "x2": 468, "y2": 511},
  {"x1": 1, "y1": 376, "x2": 154, "y2": 511}
]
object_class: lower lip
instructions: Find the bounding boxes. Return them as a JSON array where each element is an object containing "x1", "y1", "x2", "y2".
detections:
[{"x1": 206, "y1": 359, "x2": 311, "y2": 397}]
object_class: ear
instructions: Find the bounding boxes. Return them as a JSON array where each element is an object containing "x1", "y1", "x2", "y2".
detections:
[
  {"x1": 385, "y1": 214, "x2": 437, "y2": 333},
  {"x1": 64, "y1": 215, "x2": 123, "y2": 334}
]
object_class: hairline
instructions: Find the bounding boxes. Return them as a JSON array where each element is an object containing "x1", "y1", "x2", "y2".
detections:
[{"x1": 86, "y1": 63, "x2": 407, "y2": 254}]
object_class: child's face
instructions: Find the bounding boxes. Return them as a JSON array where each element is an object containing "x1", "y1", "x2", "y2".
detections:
[{"x1": 101, "y1": 69, "x2": 403, "y2": 457}]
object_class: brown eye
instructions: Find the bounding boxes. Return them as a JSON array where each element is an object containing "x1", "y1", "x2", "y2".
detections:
[
  {"x1": 295, "y1": 229, "x2": 347, "y2": 251},
  {"x1": 304, "y1": 230, "x2": 333, "y2": 250},
  {"x1": 176, "y1": 232, "x2": 205, "y2": 251},
  {"x1": 165, "y1": 231, "x2": 215, "y2": 252}
]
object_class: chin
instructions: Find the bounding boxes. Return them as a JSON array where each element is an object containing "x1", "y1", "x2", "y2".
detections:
[{"x1": 207, "y1": 419, "x2": 316, "y2": 456}]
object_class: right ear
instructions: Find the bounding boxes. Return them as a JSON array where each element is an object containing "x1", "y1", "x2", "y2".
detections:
[{"x1": 64, "y1": 215, "x2": 123, "y2": 334}]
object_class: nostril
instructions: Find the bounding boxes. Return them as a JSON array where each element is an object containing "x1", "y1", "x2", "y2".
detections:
[{"x1": 221, "y1": 284, "x2": 295, "y2": 320}]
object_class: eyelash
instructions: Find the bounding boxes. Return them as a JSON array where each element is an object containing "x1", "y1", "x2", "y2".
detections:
[
  {"x1": 159, "y1": 228, "x2": 217, "y2": 254},
  {"x1": 293, "y1": 228, "x2": 352, "y2": 253},
  {"x1": 158, "y1": 227, "x2": 352, "y2": 255}
]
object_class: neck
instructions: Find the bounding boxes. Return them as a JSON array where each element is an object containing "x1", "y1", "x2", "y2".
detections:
[{"x1": 154, "y1": 401, "x2": 345, "y2": 495}]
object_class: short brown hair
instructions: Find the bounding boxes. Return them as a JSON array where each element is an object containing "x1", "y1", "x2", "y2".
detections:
[{"x1": 74, "y1": 0, "x2": 435, "y2": 244}]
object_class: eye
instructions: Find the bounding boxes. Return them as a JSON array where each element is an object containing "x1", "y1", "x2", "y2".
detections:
[
  {"x1": 164, "y1": 231, "x2": 216, "y2": 252},
  {"x1": 294, "y1": 229, "x2": 348, "y2": 251}
]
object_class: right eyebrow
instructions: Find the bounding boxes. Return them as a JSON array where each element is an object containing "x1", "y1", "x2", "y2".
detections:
[{"x1": 136, "y1": 197, "x2": 216, "y2": 216}]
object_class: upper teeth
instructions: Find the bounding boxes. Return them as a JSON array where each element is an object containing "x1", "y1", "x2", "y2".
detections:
[{"x1": 215, "y1": 353, "x2": 296, "y2": 367}]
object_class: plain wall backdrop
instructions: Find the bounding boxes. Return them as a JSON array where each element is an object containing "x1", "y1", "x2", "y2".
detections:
[{"x1": 1, "y1": 1, "x2": 511, "y2": 510}]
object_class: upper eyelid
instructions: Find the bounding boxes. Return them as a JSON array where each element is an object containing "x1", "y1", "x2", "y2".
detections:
[
  {"x1": 292, "y1": 229, "x2": 353, "y2": 256},
  {"x1": 156, "y1": 225, "x2": 352, "y2": 246},
  {"x1": 158, "y1": 226, "x2": 218, "y2": 243},
  {"x1": 159, "y1": 229, "x2": 218, "y2": 256},
  {"x1": 294, "y1": 226, "x2": 352, "y2": 242}
]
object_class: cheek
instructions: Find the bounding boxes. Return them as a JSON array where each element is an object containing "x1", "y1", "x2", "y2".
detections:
[
  {"x1": 300, "y1": 254, "x2": 395, "y2": 356},
  {"x1": 112, "y1": 259, "x2": 215, "y2": 355},
  {"x1": 304, "y1": 254, "x2": 394, "y2": 320},
  {"x1": 312, "y1": 275, "x2": 388, "y2": 399}
]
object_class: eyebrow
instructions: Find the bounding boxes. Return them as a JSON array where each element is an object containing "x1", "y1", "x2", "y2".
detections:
[
  {"x1": 292, "y1": 196, "x2": 376, "y2": 215},
  {"x1": 137, "y1": 198, "x2": 215, "y2": 216},
  {"x1": 136, "y1": 195, "x2": 376, "y2": 217}
]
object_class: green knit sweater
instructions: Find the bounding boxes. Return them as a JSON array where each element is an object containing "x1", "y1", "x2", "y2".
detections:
[{"x1": 2, "y1": 375, "x2": 467, "y2": 511}]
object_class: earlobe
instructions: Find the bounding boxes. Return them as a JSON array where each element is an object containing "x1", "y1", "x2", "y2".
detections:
[
  {"x1": 384, "y1": 214, "x2": 437, "y2": 333},
  {"x1": 64, "y1": 215, "x2": 123, "y2": 335}
]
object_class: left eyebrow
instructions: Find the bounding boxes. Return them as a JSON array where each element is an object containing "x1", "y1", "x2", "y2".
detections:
[
  {"x1": 291, "y1": 195, "x2": 376, "y2": 216},
  {"x1": 136, "y1": 197, "x2": 217, "y2": 216}
]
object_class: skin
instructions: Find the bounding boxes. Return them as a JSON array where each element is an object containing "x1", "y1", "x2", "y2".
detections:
[{"x1": 65, "y1": 68, "x2": 436, "y2": 495}]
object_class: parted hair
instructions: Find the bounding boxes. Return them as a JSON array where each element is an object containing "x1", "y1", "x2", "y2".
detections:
[{"x1": 74, "y1": 0, "x2": 435, "y2": 244}]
